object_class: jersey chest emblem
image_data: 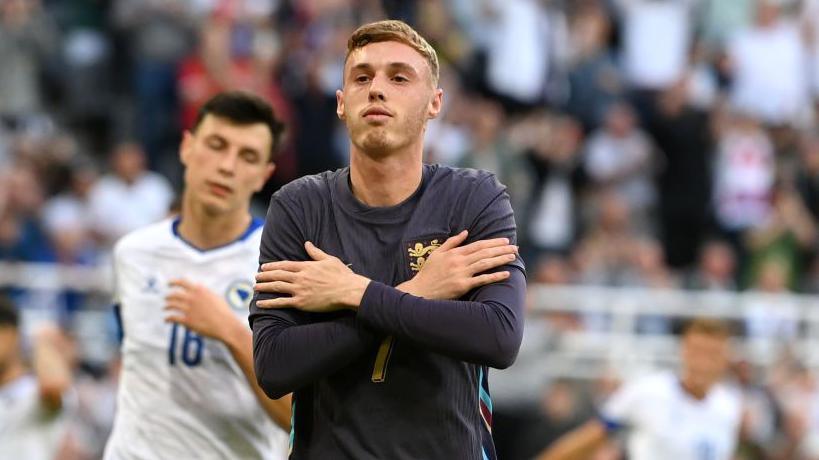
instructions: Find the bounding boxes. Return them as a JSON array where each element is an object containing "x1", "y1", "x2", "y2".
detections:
[
  {"x1": 407, "y1": 239, "x2": 442, "y2": 272},
  {"x1": 225, "y1": 279, "x2": 254, "y2": 310}
]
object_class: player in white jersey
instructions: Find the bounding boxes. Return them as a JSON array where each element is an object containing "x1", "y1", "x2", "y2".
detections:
[
  {"x1": 538, "y1": 318, "x2": 742, "y2": 460},
  {"x1": 0, "y1": 297, "x2": 74, "y2": 460},
  {"x1": 104, "y1": 91, "x2": 291, "y2": 460}
]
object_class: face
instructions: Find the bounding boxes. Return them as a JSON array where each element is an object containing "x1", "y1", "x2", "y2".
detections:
[
  {"x1": 180, "y1": 114, "x2": 275, "y2": 215},
  {"x1": 681, "y1": 331, "x2": 729, "y2": 393},
  {"x1": 337, "y1": 41, "x2": 443, "y2": 157}
]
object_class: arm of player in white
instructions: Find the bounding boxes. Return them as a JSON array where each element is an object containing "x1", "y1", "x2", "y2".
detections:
[
  {"x1": 535, "y1": 419, "x2": 611, "y2": 460},
  {"x1": 164, "y1": 279, "x2": 291, "y2": 431},
  {"x1": 32, "y1": 324, "x2": 73, "y2": 411}
]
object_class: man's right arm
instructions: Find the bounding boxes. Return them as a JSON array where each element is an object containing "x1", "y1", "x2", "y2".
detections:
[
  {"x1": 250, "y1": 193, "x2": 378, "y2": 399},
  {"x1": 251, "y1": 310, "x2": 377, "y2": 399}
]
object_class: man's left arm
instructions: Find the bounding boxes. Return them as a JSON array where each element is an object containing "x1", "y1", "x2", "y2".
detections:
[
  {"x1": 358, "y1": 267, "x2": 525, "y2": 368},
  {"x1": 356, "y1": 175, "x2": 526, "y2": 368}
]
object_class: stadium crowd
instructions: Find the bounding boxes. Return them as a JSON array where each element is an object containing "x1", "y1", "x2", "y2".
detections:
[{"x1": 2, "y1": 0, "x2": 819, "y2": 458}]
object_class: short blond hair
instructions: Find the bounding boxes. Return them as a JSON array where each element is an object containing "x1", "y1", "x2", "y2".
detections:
[
  {"x1": 682, "y1": 318, "x2": 732, "y2": 338},
  {"x1": 345, "y1": 20, "x2": 440, "y2": 87}
]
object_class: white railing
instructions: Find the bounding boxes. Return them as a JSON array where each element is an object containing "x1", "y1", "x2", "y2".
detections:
[
  {"x1": 523, "y1": 285, "x2": 819, "y2": 380},
  {"x1": 3, "y1": 262, "x2": 819, "y2": 379},
  {"x1": 0, "y1": 262, "x2": 114, "y2": 293}
]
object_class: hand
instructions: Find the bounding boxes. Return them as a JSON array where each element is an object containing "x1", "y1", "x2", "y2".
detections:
[
  {"x1": 399, "y1": 230, "x2": 517, "y2": 300},
  {"x1": 254, "y1": 242, "x2": 371, "y2": 312},
  {"x1": 165, "y1": 279, "x2": 242, "y2": 342}
]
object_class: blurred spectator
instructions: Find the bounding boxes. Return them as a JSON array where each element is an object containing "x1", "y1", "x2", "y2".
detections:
[
  {"x1": 744, "y1": 259, "x2": 799, "y2": 353},
  {"x1": 57, "y1": 358, "x2": 119, "y2": 460},
  {"x1": 726, "y1": 0, "x2": 811, "y2": 126},
  {"x1": 795, "y1": 133, "x2": 819, "y2": 222},
  {"x1": 733, "y1": 359, "x2": 782, "y2": 459},
  {"x1": 88, "y1": 142, "x2": 173, "y2": 248},
  {"x1": 458, "y1": 98, "x2": 533, "y2": 224},
  {"x1": 0, "y1": 298, "x2": 75, "y2": 460},
  {"x1": 480, "y1": 0, "x2": 568, "y2": 112},
  {"x1": 564, "y1": 1, "x2": 622, "y2": 130},
  {"x1": 113, "y1": 0, "x2": 198, "y2": 170},
  {"x1": 615, "y1": 0, "x2": 696, "y2": 120},
  {"x1": 424, "y1": 65, "x2": 473, "y2": 165},
  {"x1": 573, "y1": 191, "x2": 641, "y2": 285},
  {"x1": 686, "y1": 239, "x2": 738, "y2": 291},
  {"x1": 49, "y1": 0, "x2": 115, "y2": 155},
  {"x1": 514, "y1": 113, "x2": 583, "y2": 259},
  {"x1": 648, "y1": 79, "x2": 713, "y2": 268},
  {"x1": 712, "y1": 111, "x2": 775, "y2": 255},
  {"x1": 622, "y1": 237, "x2": 678, "y2": 334},
  {"x1": 0, "y1": 162, "x2": 54, "y2": 264},
  {"x1": 0, "y1": 0, "x2": 58, "y2": 120},
  {"x1": 698, "y1": 0, "x2": 755, "y2": 51},
  {"x1": 583, "y1": 102, "x2": 657, "y2": 229},
  {"x1": 42, "y1": 159, "x2": 99, "y2": 266},
  {"x1": 178, "y1": 11, "x2": 291, "y2": 132},
  {"x1": 744, "y1": 184, "x2": 817, "y2": 290},
  {"x1": 804, "y1": 0, "x2": 819, "y2": 102}
]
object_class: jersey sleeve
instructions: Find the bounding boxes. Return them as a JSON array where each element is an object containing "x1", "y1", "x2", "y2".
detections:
[
  {"x1": 356, "y1": 173, "x2": 526, "y2": 369},
  {"x1": 250, "y1": 190, "x2": 378, "y2": 399},
  {"x1": 599, "y1": 377, "x2": 647, "y2": 433}
]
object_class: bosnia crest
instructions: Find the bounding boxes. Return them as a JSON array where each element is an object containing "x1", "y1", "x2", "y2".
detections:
[
  {"x1": 407, "y1": 239, "x2": 442, "y2": 272},
  {"x1": 225, "y1": 279, "x2": 254, "y2": 310}
]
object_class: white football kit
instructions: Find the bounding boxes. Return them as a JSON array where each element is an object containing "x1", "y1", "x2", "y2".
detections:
[
  {"x1": 104, "y1": 218, "x2": 288, "y2": 460},
  {"x1": 0, "y1": 374, "x2": 73, "y2": 460},
  {"x1": 600, "y1": 370, "x2": 742, "y2": 460}
]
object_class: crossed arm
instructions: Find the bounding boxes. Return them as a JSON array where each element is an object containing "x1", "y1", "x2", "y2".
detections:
[{"x1": 250, "y1": 231, "x2": 525, "y2": 398}]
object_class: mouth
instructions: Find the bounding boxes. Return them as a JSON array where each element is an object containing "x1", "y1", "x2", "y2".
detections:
[
  {"x1": 362, "y1": 106, "x2": 393, "y2": 122},
  {"x1": 206, "y1": 181, "x2": 234, "y2": 197}
]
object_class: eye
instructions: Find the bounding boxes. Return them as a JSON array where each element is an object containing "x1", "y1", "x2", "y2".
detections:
[
  {"x1": 241, "y1": 151, "x2": 260, "y2": 164},
  {"x1": 393, "y1": 75, "x2": 409, "y2": 83},
  {"x1": 207, "y1": 138, "x2": 226, "y2": 150},
  {"x1": 355, "y1": 74, "x2": 370, "y2": 83}
]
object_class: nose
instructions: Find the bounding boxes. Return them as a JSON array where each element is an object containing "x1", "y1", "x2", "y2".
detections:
[
  {"x1": 217, "y1": 151, "x2": 238, "y2": 176},
  {"x1": 368, "y1": 74, "x2": 387, "y2": 103}
]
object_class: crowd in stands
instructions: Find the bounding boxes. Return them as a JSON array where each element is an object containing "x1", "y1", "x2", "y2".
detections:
[{"x1": 2, "y1": 0, "x2": 819, "y2": 458}]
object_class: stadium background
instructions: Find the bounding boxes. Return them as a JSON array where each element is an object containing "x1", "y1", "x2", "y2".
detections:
[{"x1": 2, "y1": 0, "x2": 819, "y2": 458}]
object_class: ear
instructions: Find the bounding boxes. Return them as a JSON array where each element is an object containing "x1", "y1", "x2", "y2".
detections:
[
  {"x1": 336, "y1": 89, "x2": 346, "y2": 120},
  {"x1": 428, "y1": 88, "x2": 444, "y2": 120},
  {"x1": 254, "y1": 163, "x2": 276, "y2": 192},
  {"x1": 180, "y1": 131, "x2": 193, "y2": 165}
]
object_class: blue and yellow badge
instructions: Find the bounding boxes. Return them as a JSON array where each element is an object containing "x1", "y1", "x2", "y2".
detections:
[
  {"x1": 407, "y1": 239, "x2": 442, "y2": 272},
  {"x1": 225, "y1": 280, "x2": 254, "y2": 310}
]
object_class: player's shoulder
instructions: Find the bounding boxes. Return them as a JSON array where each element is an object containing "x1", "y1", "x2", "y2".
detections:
[
  {"x1": 113, "y1": 218, "x2": 175, "y2": 258},
  {"x1": 709, "y1": 381, "x2": 743, "y2": 412},
  {"x1": 274, "y1": 169, "x2": 341, "y2": 203},
  {"x1": 426, "y1": 164, "x2": 507, "y2": 203},
  {"x1": 428, "y1": 164, "x2": 502, "y2": 189},
  {"x1": 628, "y1": 369, "x2": 678, "y2": 395}
]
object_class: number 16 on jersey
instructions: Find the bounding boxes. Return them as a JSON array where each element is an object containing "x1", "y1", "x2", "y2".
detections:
[{"x1": 168, "y1": 323, "x2": 204, "y2": 366}]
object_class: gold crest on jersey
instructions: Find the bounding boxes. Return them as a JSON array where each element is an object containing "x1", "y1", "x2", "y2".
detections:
[{"x1": 407, "y1": 239, "x2": 442, "y2": 272}]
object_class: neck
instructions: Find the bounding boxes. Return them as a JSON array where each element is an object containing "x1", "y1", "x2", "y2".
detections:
[
  {"x1": 680, "y1": 375, "x2": 709, "y2": 400},
  {"x1": 178, "y1": 193, "x2": 252, "y2": 250},
  {"x1": 349, "y1": 143, "x2": 423, "y2": 207},
  {"x1": 0, "y1": 360, "x2": 24, "y2": 388}
]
